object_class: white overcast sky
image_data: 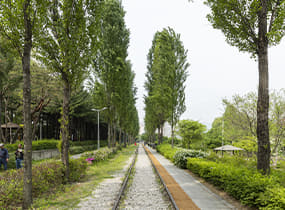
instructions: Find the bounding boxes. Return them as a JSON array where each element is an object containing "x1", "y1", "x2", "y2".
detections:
[{"x1": 121, "y1": 0, "x2": 285, "y2": 129}]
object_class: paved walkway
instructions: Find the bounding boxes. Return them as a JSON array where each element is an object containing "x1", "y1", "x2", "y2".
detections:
[{"x1": 147, "y1": 146, "x2": 235, "y2": 210}]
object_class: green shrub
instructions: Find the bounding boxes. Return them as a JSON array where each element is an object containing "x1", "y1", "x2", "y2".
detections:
[
  {"x1": 32, "y1": 161, "x2": 65, "y2": 194},
  {"x1": 0, "y1": 158, "x2": 86, "y2": 209},
  {"x1": 156, "y1": 143, "x2": 178, "y2": 162},
  {"x1": 186, "y1": 158, "x2": 285, "y2": 208},
  {"x1": 207, "y1": 153, "x2": 257, "y2": 170},
  {"x1": 82, "y1": 147, "x2": 114, "y2": 162},
  {"x1": 173, "y1": 149, "x2": 208, "y2": 169},
  {"x1": 69, "y1": 145, "x2": 98, "y2": 155},
  {"x1": 6, "y1": 154, "x2": 16, "y2": 170},
  {"x1": 70, "y1": 140, "x2": 108, "y2": 147},
  {"x1": 258, "y1": 186, "x2": 285, "y2": 209},
  {"x1": 69, "y1": 158, "x2": 88, "y2": 182},
  {"x1": 32, "y1": 139, "x2": 59, "y2": 150},
  {"x1": 3, "y1": 139, "x2": 108, "y2": 153}
]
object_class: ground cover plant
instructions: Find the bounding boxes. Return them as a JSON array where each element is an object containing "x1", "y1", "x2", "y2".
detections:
[
  {"x1": 156, "y1": 143, "x2": 207, "y2": 168},
  {"x1": 173, "y1": 149, "x2": 208, "y2": 169},
  {"x1": 0, "y1": 158, "x2": 87, "y2": 209},
  {"x1": 0, "y1": 139, "x2": 108, "y2": 171},
  {"x1": 156, "y1": 143, "x2": 179, "y2": 162},
  {"x1": 187, "y1": 158, "x2": 285, "y2": 209},
  {"x1": 157, "y1": 143, "x2": 285, "y2": 209},
  {"x1": 31, "y1": 145, "x2": 136, "y2": 209}
]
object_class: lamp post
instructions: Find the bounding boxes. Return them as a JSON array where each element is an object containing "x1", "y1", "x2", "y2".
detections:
[{"x1": 92, "y1": 107, "x2": 107, "y2": 149}]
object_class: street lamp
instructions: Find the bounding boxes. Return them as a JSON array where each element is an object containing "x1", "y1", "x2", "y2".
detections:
[{"x1": 92, "y1": 107, "x2": 107, "y2": 149}]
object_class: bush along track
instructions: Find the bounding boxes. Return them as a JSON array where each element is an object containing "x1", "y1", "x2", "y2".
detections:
[
  {"x1": 0, "y1": 145, "x2": 126, "y2": 209},
  {"x1": 0, "y1": 158, "x2": 87, "y2": 209},
  {"x1": 187, "y1": 158, "x2": 285, "y2": 209},
  {"x1": 156, "y1": 143, "x2": 285, "y2": 209}
]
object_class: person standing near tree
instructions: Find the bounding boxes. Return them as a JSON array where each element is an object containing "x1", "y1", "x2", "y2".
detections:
[
  {"x1": 0, "y1": 143, "x2": 9, "y2": 170},
  {"x1": 15, "y1": 144, "x2": 24, "y2": 169}
]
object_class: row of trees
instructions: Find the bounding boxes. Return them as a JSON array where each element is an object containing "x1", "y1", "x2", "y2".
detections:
[
  {"x1": 90, "y1": 0, "x2": 139, "y2": 148},
  {"x1": 0, "y1": 0, "x2": 138, "y2": 208},
  {"x1": 144, "y1": 27, "x2": 189, "y2": 147}
]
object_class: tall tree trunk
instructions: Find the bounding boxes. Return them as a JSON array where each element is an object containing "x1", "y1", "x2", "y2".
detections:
[
  {"x1": 159, "y1": 123, "x2": 164, "y2": 144},
  {"x1": 119, "y1": 128, "x2": 122, "y2": 145},
  {"x1": 171, "y1": 123, "x2": 174, "y2": 148},
  {"x1": 0, "y1": 94, "x2": 4, "y2": 142},
  {"x1": 257, "y1": 0, "x2": 270, "y2": 175},
  {"x1": 108, "y1": 123, "x2": 111, "y2": 148},
  {"x1": 4, "y1": 97, "x2": 8, "y2": 143},
  {"x1": 61, "y1": 76, "x2": 70, "y2": 181},
  {"x1": 32, "y1": 113, "x2": 39, "y2": 140},
  {"x1": 158, "y1": 127, "x2": 160, "y2": 145},
  {"x1": 113, "y1": 124, "x2": 116, "y2": 147},
  {"x1": 123, "y1": 132, "x2": 126, "y2": 148},
  {"x1": 22, "y1": 1, "x2": 33, "y2": 208}
]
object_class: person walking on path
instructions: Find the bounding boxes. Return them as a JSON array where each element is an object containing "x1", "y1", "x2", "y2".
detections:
[
  {"x1": 15, "y1": 143, "x2": 24, "y2": 169},
  {"x1": 0, "y1": 143, "x2": 9, "y2": 170}
]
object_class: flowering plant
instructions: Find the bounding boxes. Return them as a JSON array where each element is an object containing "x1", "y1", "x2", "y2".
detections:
[{"x1": 86, "y1": 157, "x2": 95, "y2": 164}]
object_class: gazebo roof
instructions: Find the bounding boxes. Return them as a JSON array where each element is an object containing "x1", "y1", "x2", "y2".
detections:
[
  {"x1": 1, "y1": 122, "x2": 20, "y2": 128},
  {"x1": 214, "y1": 145, "x2": 244, "y2": 151}
]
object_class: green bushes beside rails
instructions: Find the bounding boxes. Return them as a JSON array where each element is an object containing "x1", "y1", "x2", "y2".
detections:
[
  {"x1": 69, "y1": 145, "x2": 98, "y2": 155},
  {"x1": 173, "y1": 149, "x2": 208, "y2": 169},
  {"x1": 0, "y1": 158, "x2": 87, "y2": 209},
  {"x1": 32, "y1": 139, "x2": 59, "y2": 150},
  {"x1": 156, "y1": 143, "x2": 178, "y2": 162},
  {"x1": 81, "y1": 146, "x2": 121, "y2": 163},
  {"x1": 186, "y1": 158, "x2": 285, "y2": 209},
  {"x1": 4, "y1": 139, "x2": 108, "y2": 152},
  {"x1": 4, "y1": 139, "x2": 59, "y2": 152},
  {"x1": 156, "y1": 143, "x2": 208, "y2": 169},
  {"x1": 69, "y1": 140, "x2": 108, "y2": 148}
]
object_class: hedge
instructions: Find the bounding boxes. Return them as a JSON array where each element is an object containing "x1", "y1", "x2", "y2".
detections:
[
  {"x1": 173, "y1": 149, "x2": 208, "y2": 169},
  {"x1": 187, "y1": 158, "x2": 285, "y2": 209},
  {"x1": 81, "y1": 145, "x2": 122, "y2": 162},
  {"x1": 0, "y1": 158, "x2": 87, "y2": 209},
  {"x1": 4, "y1": 139, "x2": 108, "y2": 152},
  {"x1": 156, "y1": 143, "x2": 179, "y2": 162}
]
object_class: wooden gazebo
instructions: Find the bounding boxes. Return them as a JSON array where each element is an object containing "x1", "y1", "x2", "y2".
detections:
[{"x1": 214, "y1": 145, "x2": 244, "y2": 155}]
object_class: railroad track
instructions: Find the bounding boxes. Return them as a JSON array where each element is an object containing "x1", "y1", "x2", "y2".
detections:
[
  {"x1": 143, "y1": 145, "x2": 179, "y2": 210},
  {"x1": 112, "y1": 144, "x2": 178, "y2": 210},
  {"x1": 112, "y1": 147, "x2": 138, "y2": 210}
]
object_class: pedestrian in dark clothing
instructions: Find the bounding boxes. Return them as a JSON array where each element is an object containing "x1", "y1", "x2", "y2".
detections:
[
  {"x1": 0, "y1": 143, "x2": 9, "y2": 170},
  {"x1": 15, "y1": 144, "x2": 24, "y2": 169}
]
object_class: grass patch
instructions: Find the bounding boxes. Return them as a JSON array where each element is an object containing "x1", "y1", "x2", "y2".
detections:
[{"x1": 31, "y1": 145, "x2": 136, "y2": 209}]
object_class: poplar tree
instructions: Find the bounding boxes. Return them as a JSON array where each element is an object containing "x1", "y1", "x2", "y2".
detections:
[
  {"x1": 36, "y1": 0, "x2": 102, "y2": 179},
  {"x1": 144, "y1": 28, "x2": 189, "y2": 145},
  {"x1": 205, "y1": 0, "x2": 285, "y2": 174},
  {"x1": 167, "y1": 29, "x2": 189, "y2": 148},
  {"x1": 0, "y1": 1, "x2": 48, "y2": 208},
  {"x1": 94, "y1": 0, "x2": 130, "y2": 147}
]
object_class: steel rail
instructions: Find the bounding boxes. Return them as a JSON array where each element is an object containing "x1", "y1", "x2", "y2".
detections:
[
  {"x1": 143, "y1": 145, "x2": 179, "y2": 210},
  {"x1": 112, "y1": 147, "x2": 138, "y2": 210}
]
